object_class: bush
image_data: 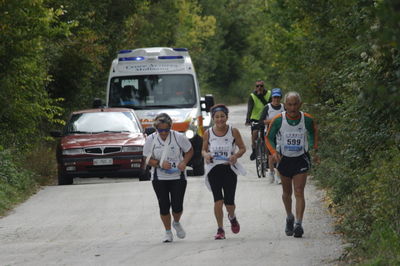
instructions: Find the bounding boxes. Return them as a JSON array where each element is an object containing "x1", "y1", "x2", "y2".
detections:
[
  {"x1": 358, "y1": 223, "x2": 400, "y2": 265},
  {"x1": 23, "y1": 144, "x2": 58, "y2": 185},
  {"x1": 0, "y1": 148, "x2": 38, "y2": 216},
  {"x1": 315, "y1": 129, "x2": 400, "y2": 264}
]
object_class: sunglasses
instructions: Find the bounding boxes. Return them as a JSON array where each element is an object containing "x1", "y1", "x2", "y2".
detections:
[
  {"x1": 256, "y1": 84, "x2": 264, "y2": 88},
  {"x1": 157, "y1": 128, "x2": 170, "y2": 133}
]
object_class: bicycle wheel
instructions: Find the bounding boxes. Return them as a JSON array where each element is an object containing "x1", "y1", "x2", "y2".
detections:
[
  {"x1": 259, "y1": 141, "x2": 266, "y2": 177},
  {"x1": 260, "y1": 142, "x2": 267, "y2": 177},
  {"x1": 255, "y1": 138, "x2": 264, "y2": 178}
]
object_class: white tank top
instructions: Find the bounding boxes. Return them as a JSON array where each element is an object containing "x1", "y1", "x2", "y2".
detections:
[
  {"x1": 143, "y1": 130, "x2": 192, "y2": 180},
  {"x1": 204, "y1": 125, "x2": 247, "y2": 191},
  {"x1": 267, "y1": 103, "x2": 285, "y2": 120},
  {"x1": 278, "y1": 111, "x2": 308, "y2": 157},
  {"x1": 208, "y1": 125, "x2": 235, "y2": 166}
]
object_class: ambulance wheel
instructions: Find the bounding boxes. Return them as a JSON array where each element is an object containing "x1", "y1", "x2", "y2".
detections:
[
  {"x1": 139, "y1": 167, "x2": 151, "y2": 181},
  {"x1": 192, "y1": 158, "x2": 205, "y2": 176}
]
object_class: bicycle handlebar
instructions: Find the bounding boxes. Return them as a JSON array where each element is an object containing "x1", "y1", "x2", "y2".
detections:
[{"x1": 250, "y1": 121, "x2": 264, "y2": 127}]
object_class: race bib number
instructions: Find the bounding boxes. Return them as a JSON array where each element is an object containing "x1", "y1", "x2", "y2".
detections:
[
  {"x1": 160, "y1": 158, "x2": 180, "y2": 175},
  {"x1": 213, "y1": 151, "x2": 229, "y2": 158},
  {"x1": 283, "y1": 133, "x2": 304, "y2": 152}
]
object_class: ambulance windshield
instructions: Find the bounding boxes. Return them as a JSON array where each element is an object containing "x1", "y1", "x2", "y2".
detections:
[{"x1": 108, "y1": 74, "x2": 196, "y2": 109}]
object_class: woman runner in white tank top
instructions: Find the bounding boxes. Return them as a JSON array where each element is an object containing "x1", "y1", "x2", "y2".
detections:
[
  {"x1": 143, "y1": 113, "x2": 194, "y2": 243},
  {"x1": 202, "y1": 104, "x2": 246, "y2": 240}
]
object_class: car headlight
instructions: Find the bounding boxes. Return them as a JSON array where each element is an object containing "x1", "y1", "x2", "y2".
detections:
[
  {"x1": 122, "y1": 146, "x2": 143, "y2": 152},
  {"x1": 62, "y1": 148, "x2": 84, "y2": 155},
  {"x1": 185, "y1": 129, "x2": 194, "y2": 139}
]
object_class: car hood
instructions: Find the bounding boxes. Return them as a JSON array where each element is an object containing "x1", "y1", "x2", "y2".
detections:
[{"x1": 61, "y1": 132, "x2": 145, "y2": 149}]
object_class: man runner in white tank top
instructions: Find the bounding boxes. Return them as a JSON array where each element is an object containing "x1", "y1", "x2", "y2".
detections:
[{"x1": 266, "y1": 92, "x2": 319, "y2": 238}]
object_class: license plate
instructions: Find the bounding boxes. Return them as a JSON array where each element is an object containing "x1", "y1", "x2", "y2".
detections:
[{"x1": 93, "y1": 158, "x2": 113, "y2": 166}]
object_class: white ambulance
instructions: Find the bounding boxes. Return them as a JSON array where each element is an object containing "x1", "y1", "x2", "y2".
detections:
[{"x1": 105, "y1": 47, "x2": 214, "y2": 175}]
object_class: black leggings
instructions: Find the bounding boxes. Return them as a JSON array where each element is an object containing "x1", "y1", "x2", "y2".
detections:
[
  {"x1": 152, "y1": 179, "x2": 187, "y2": 215},
  {"x1": 208, "y1": 164, "x2": 237, "y2": 205}
]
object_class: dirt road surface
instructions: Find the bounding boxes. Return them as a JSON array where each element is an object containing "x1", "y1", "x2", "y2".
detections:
[{"x1": 0, "y1": 104, "x2": 343, "y2": 266}]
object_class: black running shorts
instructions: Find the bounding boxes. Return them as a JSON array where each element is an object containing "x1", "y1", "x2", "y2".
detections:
[
  {"x1": 152, "y1": 179, "x2": 187, "y2": 215},
  {"x1": 277, "y1": 153, "x2": 311, "y2": 178},
  {"x1": 207, "y1": 164, "x2": 237, "y2": 205}
]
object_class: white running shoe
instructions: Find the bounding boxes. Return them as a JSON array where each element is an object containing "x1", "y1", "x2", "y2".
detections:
[
  {"x1": 269, "y1": 171, "x2": 275, "y2": 183},
  {"x1": 274, "y1": 172, "x2": 281, "y2": 184},
  {"x1": 163, "y1": 230, "x2": 173, "y2": 243},
  {"x1": 173, "y1": 221, "x2": 186, "y2": 239}
]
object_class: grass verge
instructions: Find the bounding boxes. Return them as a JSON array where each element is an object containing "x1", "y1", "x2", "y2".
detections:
[{"x1": 0, "y1": 145, "x2": 57, "y2": 216}]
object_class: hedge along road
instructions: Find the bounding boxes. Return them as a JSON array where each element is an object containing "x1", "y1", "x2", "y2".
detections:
[{"x1": 0, "y1": 104, "x2": 343, "y2": 266}]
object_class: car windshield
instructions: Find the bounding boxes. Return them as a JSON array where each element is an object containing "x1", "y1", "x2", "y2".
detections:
[
  {"x1": 64, "y1": 111, "x2": 141, "y2": 134},
  {"x1": 108, "y1": 74, "x2": 196, "y2": 109}
]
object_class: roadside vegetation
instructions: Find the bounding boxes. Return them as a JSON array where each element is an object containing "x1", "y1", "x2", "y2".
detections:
[{"x1": 1, "y1": 0, "x2": 399, "y2": 263}]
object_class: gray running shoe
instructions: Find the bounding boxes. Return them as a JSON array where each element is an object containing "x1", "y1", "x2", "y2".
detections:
[
  {"x1": 173, "y1": 221, "x2": 186, "y2": 239},
  {"x1": 285, "y1": 216, "x2": 294, "y2": 236},
  {"x1": 163, "y1": 230, "x2": 173, "y2": 243},
  {"x1": 293, "y1": 223, "x2": 304, "y2": 238}
]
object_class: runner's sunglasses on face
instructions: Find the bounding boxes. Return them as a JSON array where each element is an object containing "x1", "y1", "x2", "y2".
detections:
[
  {"x1": 157, "y1": 128, "x2": 170, "y2": 133},
  {"x1": 256, "y1": 84, "x2": 264, "y2": 88}
]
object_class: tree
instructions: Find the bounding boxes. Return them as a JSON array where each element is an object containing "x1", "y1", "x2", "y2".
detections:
[{"x1": 0, "y1": 0, "x2": 65, "y2": 149}]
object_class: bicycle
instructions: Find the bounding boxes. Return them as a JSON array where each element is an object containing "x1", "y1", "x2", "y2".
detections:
[{"x1": 251, "y1": 122, "x2": 268, "y2": 178}]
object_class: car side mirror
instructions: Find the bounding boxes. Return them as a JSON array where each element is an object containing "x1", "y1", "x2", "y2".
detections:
[
  {"x1": 145, "y1": 127, "x2": 156, "y2": 135},
  {"x1": 50, "y1": 131, "x2": 62, "y2": 138},
  {"x1": 201, "y1": 94, "x2": 215, "y2": 112}
]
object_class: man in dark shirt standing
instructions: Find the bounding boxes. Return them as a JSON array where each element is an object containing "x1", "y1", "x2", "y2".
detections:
[{"x1": 245, "y1": 80, "x2": 271, "y2": 160}]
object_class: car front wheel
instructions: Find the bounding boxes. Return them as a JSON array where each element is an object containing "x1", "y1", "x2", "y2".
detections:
[{"x1": 58, "y1": 172, "x2": 73, "y2": 185}]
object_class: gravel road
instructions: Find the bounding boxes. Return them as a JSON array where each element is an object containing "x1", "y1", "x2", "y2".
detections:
[{"x1": 0, "y1": 104, "x2": 343, "y2": 266}]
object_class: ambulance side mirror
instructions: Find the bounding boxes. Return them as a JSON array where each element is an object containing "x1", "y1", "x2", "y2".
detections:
[
  {"x1": 201, "y1": 94, "x2": 214, "y2": 112},
  {"x1": 145, "y1": 127, "x2": 156, "y2": 135}
]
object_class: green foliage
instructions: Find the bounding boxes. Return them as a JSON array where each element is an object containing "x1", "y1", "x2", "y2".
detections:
[
  {"x1": 23, "y1": 144, "x2": 58, "y2": 185},
  {"x1": 248, "y1": 0, "x2": 400, "y2": 263},
  {"x1": 359, "y1": 223, "x2": 400, "y2": 265},
  {"x1": 0, "y1": 149, "x2": 38, "y2": 216},
  {"x1": 0, "y1": 0, "x2": 67, "y2": 150}
]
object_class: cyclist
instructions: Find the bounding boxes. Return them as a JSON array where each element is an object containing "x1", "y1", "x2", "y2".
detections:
[
  {"x1": 266, "y1": 91, "x2": 319, "y2": 238},
  {"x1": 259, "y1": 88, "x2": 285, "y2": 184},
  {"x1": 245, "y1": 80, "x2": 271, "y2": 160}
]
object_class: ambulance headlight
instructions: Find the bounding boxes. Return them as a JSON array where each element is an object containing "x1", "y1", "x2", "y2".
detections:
[{"x1": 185, "y1": 130, "x2": 194, "y2": 139}]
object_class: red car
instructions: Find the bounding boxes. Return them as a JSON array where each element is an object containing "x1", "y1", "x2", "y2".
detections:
[{"x1": 51, "y1": 108, "x2": 149, "y2": 185}]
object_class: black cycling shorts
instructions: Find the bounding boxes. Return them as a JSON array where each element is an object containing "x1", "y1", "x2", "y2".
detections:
[
  {"x1": 152, "y1": 179, "x2": 187, "y2": 215},
  {"x1": 207, "y1": 164, "x2": 237, "y2": 205},
  {"x1": 277, "y1": 153, "x2": 311, "y2": 178}
]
